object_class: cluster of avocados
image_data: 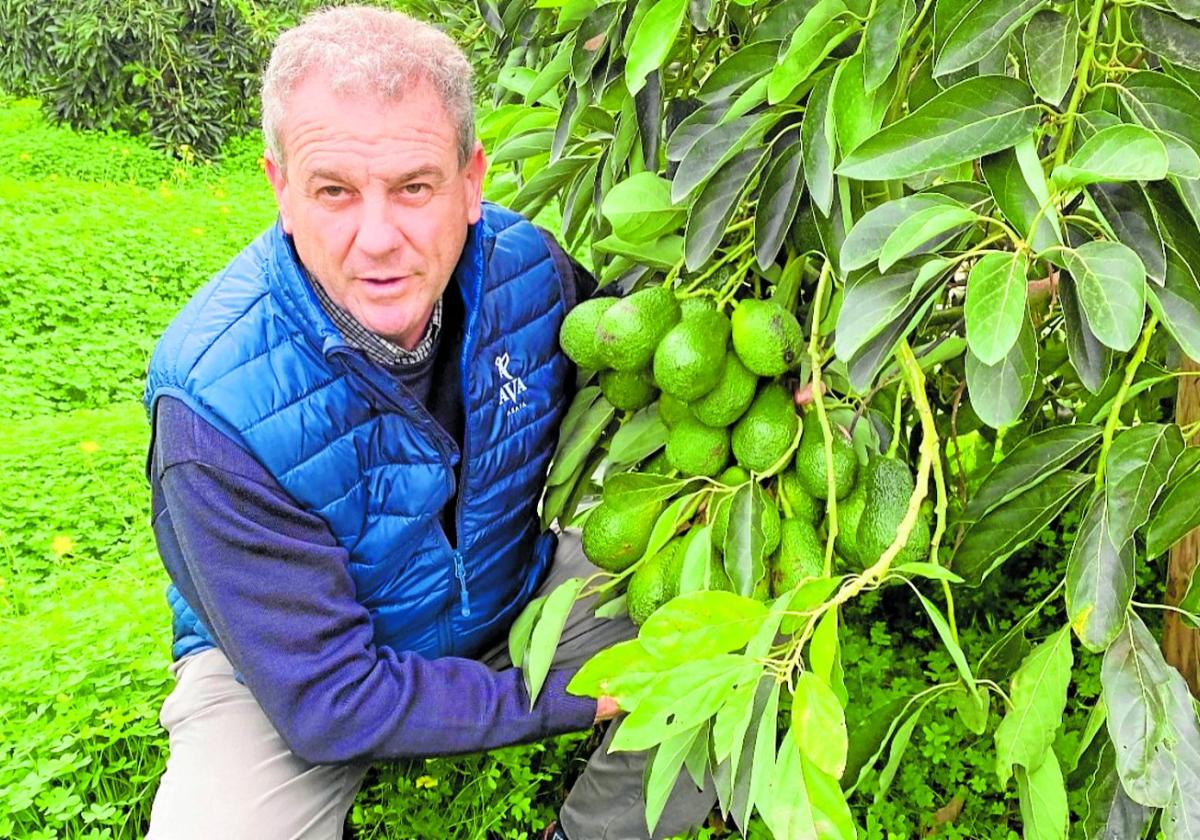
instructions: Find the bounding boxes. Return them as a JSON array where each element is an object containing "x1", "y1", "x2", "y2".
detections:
[{"x1": 558, "y1": 287, "x2": 930, "y2": 625}]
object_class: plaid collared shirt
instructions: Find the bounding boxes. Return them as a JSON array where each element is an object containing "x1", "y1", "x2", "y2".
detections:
[{"x1": 308, "y1": 274, "x2": 442, "y2": 367}]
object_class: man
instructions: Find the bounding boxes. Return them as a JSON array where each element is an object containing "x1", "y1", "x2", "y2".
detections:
[{"x1": 143, "y1": 6, "x2": 713, "y2": 839}]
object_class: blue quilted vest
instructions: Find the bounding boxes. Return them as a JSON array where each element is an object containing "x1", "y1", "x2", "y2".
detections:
[{"x1": 145, "y1": 204, "x2": 572, "y2": 661}]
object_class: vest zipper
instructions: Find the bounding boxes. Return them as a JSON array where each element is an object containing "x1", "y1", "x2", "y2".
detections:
[{"x1": 453, "y1": 550, "x2": 471, "y2": 617}]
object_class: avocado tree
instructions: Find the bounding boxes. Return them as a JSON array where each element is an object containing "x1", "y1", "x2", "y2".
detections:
[{"x1": 486, "y1": 0, "x2": 1200, "y2": 835}]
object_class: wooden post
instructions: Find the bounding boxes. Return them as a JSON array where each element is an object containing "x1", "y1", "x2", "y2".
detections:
[{"x1": 1164, "y1": 357, "x2": 1200, "y2": 698}]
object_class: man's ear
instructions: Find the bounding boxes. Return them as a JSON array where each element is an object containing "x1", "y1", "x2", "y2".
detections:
[
  {"x1": 464, "y1": 141, "x2": 487, "y2": 225},
  {"x1": 263, "y1": 149, "x2": 293, "y2": 234}
]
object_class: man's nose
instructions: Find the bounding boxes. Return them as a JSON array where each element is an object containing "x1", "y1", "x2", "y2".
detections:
[{"x1": 353, "y1": 195, "x2": 407, "y2": 259}]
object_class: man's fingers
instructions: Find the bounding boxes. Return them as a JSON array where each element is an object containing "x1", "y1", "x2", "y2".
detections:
[{"x1": 794, "y1": 381, "x2": 827, "y2": 408}]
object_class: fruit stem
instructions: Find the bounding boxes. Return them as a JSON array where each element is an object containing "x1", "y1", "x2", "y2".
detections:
[
  {"x1": 1095, "y1": 313, "x2": 1159, "y2": 489},
  {"x1": 887, "y1": 381, "x2": 905, "y2": 458},
  {"x1": 1054, "y1": 0, "x2": 1108, "y2": 170},
  {"x1": 807, "y1": 261, "x2": 839, "y2": 576},
  {"x1": 898, "y1": 340, "x2": 956, "y2": 643}
]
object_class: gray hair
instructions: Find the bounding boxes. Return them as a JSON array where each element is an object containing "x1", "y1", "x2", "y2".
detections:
[{"x1": 261, "y1": 5, "x2": 476, "y2": 168}]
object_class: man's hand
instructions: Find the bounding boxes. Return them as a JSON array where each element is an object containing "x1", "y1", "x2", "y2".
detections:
[
  {"x1": 794, "y1": 380, "x2": 826, "y2": 409},
  {"x1": 595, "y1": 695, "x2": 620, "y2": 723}
]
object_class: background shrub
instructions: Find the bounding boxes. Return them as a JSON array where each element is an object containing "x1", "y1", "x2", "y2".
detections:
[{"x1": 0, "y1": 0, "x2": 303, "y2": 157}]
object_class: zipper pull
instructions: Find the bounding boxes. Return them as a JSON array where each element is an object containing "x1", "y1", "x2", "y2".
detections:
[{"x1": 453, "y1": 551, "x2": 471, "y2": 617}]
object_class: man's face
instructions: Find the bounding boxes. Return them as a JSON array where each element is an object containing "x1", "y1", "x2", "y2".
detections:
[{"x1": 265, "y1": 75, "x2": 486, "y2": 349}]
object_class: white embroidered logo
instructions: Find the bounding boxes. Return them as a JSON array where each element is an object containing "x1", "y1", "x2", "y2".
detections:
[{"x1": 495, "y1": 352, "x2": 529, "y2": 415}]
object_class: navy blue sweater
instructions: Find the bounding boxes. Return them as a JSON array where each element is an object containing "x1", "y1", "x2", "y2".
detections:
[{"x1": 150, "y1": 395, "x2": 597, "y2": 763}]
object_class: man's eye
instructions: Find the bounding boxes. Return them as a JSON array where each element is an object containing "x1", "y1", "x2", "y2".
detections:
[
  {"x1": 403, "y1": 183, "x2": 429, "y2": 195},
  {"x1": 318, "y1": 186, "x2": 347, "y2": 198}
]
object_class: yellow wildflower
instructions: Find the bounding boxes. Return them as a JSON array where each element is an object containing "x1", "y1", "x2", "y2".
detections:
[
  {"x1": 79, "y1": 440, "x2": 100, "y2": 454},
  {"x1": 51, "y1": 535, "x2": 75, "y2": 556},
  {"x1": 414, "y1": 776, "x2": 438, "y2": 789}
]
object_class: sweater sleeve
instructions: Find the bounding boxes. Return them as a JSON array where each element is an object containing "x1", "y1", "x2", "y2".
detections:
[{"x1": 150, "y1": 396, "x2": 597, "y2": 765}]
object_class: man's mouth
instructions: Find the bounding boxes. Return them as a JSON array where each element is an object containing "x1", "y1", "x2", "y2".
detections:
[{"x1": 360, "y1": 276, "x2": 407, "y2": 286}]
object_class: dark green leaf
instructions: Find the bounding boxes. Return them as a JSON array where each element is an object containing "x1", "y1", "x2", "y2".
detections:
[
  {"x1": 1051, "y1": 125, "x2": 1169, "y2": 190},
  {"x1": 754, "y1": 140, "x2": 805, "y2": 270},
  {"x1": 1162, "y1": 652, "x2": 1200, "y2": 838},
  {"x1": 546, "y1": 392, "x2": 614, "y2": 486},
  {"x1": 643, "y1": 726, "x2": 704, "y2": 835},
  {"x1": 1146, "y1": 455, "x2": 1200, "y2": 557},
  {"x1": 698, "y1": 42, "x2": 779, "y2": 103},
  {"x1": 1048, "y1": 241, "x2": 1147, "y2": 352},
  {"x1": 571, "y1": 5, "x2": 620, "y2": 87},
  {"x1": 526, "y1": 37, "x2": 575, "y2": 105},
  {"x1": 736, "y1": 681, "x2": 780, "y2": 829},
  {"x1": 802, "y1": 71, "x2": 837, "y2": 215},
  {"x1": 1104, "y1": 423, "x2": 1184, "y2": 545},
  {"x1": 835, "y1": 264, "x2": 921, "y2": 361},
  {"x1": 511, "y1": 155, "x2": 591, "y2": 219},
  {"x1": 1120, "y1": 71, "x2": 1200, "y2": 170},
  {"x1": 671, "y1": 113, "x2": 770, "y2": 203},
  {"x1": 965, "y1": 310, "x2": 1039, "y2": 429},
  {"x1": 636, "y1": 71, "x2": 663, "y2": 167},
  {"x1": 1016, "y1": 751, "x2": 1069, "y2": 840},
  {"x1": 1132, "y1": 7, "x2": 1200, "y2": 72},
  {"x1": 934, "y1": 0, "x2": 1045, "y2": 77},
  {"x1": 845, "y1": 271, "x2": 947, "y2": 391},
  {"x1": 767, "y1": 0, "x2": 856, "y2": 104},
  {"x1": 1167, "y1": 0, "x2": 1200, "y2": 20},
  {"x1": 995, "y1": 627, "x2": 1073, "y2": 786},
  {"x1": 625, "y1": 0, "x2": 688, "y2": 94},
  {"x1": 1065, "y1": 492, "x2": 1135, "y2": 653},
  {"x1": 981, "y1": 140, "x2": 1062, "y2": 254},
  {"x1": 603, "y1": 472, "x2": 689, "y2": 511},
  {"x1": 877, "y1": 204, "x2": 977, "y2": 271},
  {"x1": 685, "y1": 146, "x2": 767, "y2": 270},
  {"x1": 954, "y1": 470, "x2": 1092, "y2": 584},
  {"x1": 526, "y1": 577, "x2": 586, "y2": 703},
  {"x1": 751, "y1": 0, "x2": 813, "y2": 42},
  {"x1": 1102, "y1": 613, "x2": 1178, "y2": 808},
  {"x1": 842, "y1": 194, "x2": 963, "y2": 272},
  {"x1": 837, "y1": 75, "x2": 1040, "y2": 180},
  {"x1": 1088, "y1": 183, "x2": 1167, "y2": 286},
  {"x1": 607, "y1": 407, "x2": 670, "y2": 467},
  {"x1": 547, "y1": 387, "x2": 603, "y2": 483},
  {"x1": 508, "y1": 594, "x2": 548, "y2": 670},
  {"x1": 1150, "y1": 246, "x2": 1200, "y2": 360},
  {"x1": 864, "y1": 0, "x2": 915, "y2": 91},
  {"x1": 965, "y1": 251, "x2": 1029, "y2": 365},
  {"x1": 666, "y1": 99, "x2": 729, "y2": 162},
  {"x1": 963, "y1": 425, "x2": 1102, "y2": 522},
  {"x1": 1023, "y1": 8, "x2": 1077, "y2": 106},
  {"x1": 593, "y1": 233, "x2": 684, "y2": 268},
  {"x1": 832, "y1": 51, "x2": 880, "y2": 157},
  {"x1": 915, "y1": 589, "x2": 977, "y2": 690},
  {"x1": 1080, "y1": 741, "x2": 1154, "y2": 840},
  {"x1": 490, "y1": 129, "x2": 554, "y2": 164},
  {"x1": 1060, "y1": 270, "x2": 1112, "y2": 393},
  {"x1": 677, "y1": 525, "x2": 715, "y2": 595},
  {"x1": 724, "y1": 482, "x2": 769, "y2": 597},
  {"x1": 875, "y1": 703, "x2": 924, "y2": 801}
]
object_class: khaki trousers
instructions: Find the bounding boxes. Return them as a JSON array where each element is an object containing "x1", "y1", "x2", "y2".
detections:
[{"x1": 146, "y1": 532, "x2": 715, "y2": 839}]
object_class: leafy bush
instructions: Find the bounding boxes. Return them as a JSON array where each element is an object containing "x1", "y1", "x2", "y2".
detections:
[
  {"x1": 0, "y1": 0, "x2": 303, "y2": 157},
  {"x1": 497, "y1": 0, "x2": 1200, "y2": 836}
]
